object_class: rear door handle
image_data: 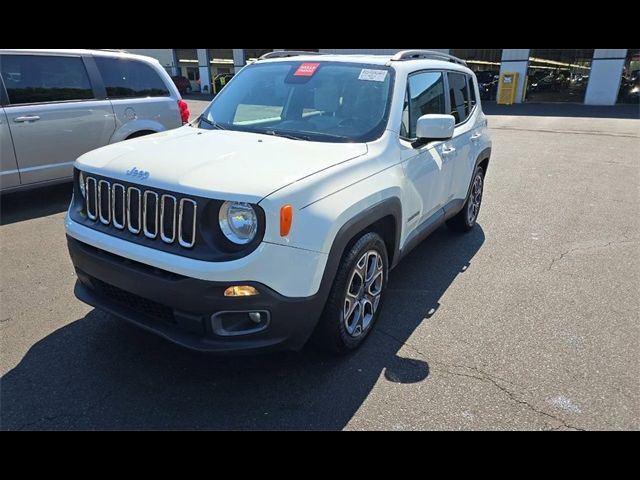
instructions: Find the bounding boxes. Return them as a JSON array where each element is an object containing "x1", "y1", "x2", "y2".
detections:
[
  {"x1": 441, "y1": 146, "x2": 456, "y2": 155},
  {"x1": 14, "y1": 115, "x2": 40, "y2": 123},
  {"x1": 471, "y1": 133, "x2": 482, "y2": 141}
]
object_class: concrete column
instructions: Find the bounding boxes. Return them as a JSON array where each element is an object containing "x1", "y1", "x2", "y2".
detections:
[
  {"x1": 197, "y1": 48, "x2": 212, "y2": 94},
  {"x1": 171, "y1": 49, "x2": 179, "y2": 76},
  {"x1": 584, "y1": 49, "x2": 627, "y2": 105},
  {"x1": 232, "y1": 49, "x2": 246, "y2": 74},
  {"x1": 499, "y1": 49, "x2": 530, "y2": 103}
]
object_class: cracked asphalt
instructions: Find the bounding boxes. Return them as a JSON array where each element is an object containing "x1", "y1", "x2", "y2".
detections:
[{"x1": 1, "y1": 102, "x2": 638, "y2": 430}]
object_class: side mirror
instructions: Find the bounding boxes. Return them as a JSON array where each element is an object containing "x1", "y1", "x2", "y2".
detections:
[{"x1": 415, "y1": 114, "x2": 455, "y2": 143}]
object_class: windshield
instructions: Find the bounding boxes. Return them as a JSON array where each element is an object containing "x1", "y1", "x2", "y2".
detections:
[{"x1": 198, "y1": 61, "x2": 394, "y2": 142}]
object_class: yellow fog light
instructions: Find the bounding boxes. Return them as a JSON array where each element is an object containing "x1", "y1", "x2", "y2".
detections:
[{"x1": 224, "y1": 285, "x2": 259, "y2": 297}]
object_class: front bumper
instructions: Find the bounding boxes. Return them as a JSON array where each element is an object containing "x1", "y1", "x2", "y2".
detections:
[
  {"x1": 67, "y1": 236, "x2": 326, "y2": 353},
  {"x1": 65, "y1": 213, "x2": 328, "y2": 298}
]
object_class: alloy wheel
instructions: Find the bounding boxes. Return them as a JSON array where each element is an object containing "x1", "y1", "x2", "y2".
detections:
[
  {"x1": 467, "y1": 172, "x2": 483, "y2": 224},
  {"x1": 343, "y1": 250, "x2": 384, "y2": 337}
]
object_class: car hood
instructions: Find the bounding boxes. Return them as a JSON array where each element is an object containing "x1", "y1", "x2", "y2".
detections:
[{"x1": 75, "y1": 126, "x2": 368, "y2": 203}]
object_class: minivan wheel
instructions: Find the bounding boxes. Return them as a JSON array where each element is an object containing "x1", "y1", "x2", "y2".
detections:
[
  {"x1": 126, "y1": 130, "x2": 155, "y2": 140},
  {"x1": 446, "y1": 166, "x2": 484, "y2": 232},
  {"x1": 313, "y1": 232, "x2": 388, "y2": 353}
]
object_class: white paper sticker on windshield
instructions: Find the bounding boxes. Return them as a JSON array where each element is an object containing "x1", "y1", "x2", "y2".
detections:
[{"x1": 358, "y1": 69, "x2": 388, "y2": 82}]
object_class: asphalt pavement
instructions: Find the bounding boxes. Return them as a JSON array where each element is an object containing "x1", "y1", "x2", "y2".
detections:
[
  {"x1": 184, "y1": 96, "x2": 210, "y2": 120},
  {"x1": 0, "y1": 103, "x2": 638, "y2": 430}
]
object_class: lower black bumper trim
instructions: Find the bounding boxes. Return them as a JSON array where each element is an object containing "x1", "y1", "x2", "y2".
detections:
[{"x1": 67, "y1": 236, "x2": 325, "y2": 353}]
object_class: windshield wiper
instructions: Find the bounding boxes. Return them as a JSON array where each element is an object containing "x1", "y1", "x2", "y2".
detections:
[
  {"x1": 297, "y1": 130, "x2": 353, "y2": 142},
  {"x1": 261, "y1": 130, "x2": 309, "y2": 141},
  {"x1": 199, "y1": 115, "x2": 226, "y2": 130}
]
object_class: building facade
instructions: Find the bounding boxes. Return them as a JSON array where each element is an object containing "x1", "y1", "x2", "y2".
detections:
[{"x1": 125, "y1": 49, "x2": 639, "y2": 106}]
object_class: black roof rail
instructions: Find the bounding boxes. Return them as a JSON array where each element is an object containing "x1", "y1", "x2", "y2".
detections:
[
  {"x1": 390, "y1": 50, "x2": 467, "y2": 66},
  {"x1": 257, "y1": 50, "x2": 322, "y2": 60}
]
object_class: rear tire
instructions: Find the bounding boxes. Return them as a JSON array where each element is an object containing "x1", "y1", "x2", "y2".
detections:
[
  {"x1": 313, "y1": 232, "x2": 388, "y2": 354},
  {"x1": 447, "y1": 166, "x2": 484, "y2": 232}
]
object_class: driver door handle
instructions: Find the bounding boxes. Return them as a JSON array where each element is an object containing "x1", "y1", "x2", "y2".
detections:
[
  {"x1": 14, "y1": 115, "x2": 41, "y2": 123},
  {"x1": 441, "y1": 146, "x2": 456, "y2": 155}
]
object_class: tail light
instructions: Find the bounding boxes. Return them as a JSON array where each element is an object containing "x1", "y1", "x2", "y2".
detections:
[{"x1": 178, "y1": 99, "x2": 190, "y2": 123}]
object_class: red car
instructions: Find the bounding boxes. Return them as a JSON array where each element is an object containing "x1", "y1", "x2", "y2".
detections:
[{"x1": 171, "y1": 75, "x2": 192, "y2": 94}]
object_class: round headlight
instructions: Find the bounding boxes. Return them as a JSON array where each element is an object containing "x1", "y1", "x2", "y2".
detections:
[
  {"x1": 78, "y1": 171, "x2": 86, "y2": 198},
  {"x1": 219, "y1": 201, "x2": 258, "y2": 245}
]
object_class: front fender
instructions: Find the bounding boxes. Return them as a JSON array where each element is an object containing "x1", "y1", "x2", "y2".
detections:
[
  {"x1": 109, "y1": 119, "x2": 166, "y2": 143},
  {"x1": 295, "y1": 195, "x2": 403, "y2": 311},
  {"x1": 260, "y1": 160, "x2": 405, "y2": 254},
  {"x1": 308, "y1": 189, "x2": 402, "y2": 255}
]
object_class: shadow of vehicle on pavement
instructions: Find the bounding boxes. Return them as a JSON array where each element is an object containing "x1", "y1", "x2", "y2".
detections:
[
  {"x1": 1, "y1": 225, "x2": 484, "y2": 430},
  {"x1": 1, "y1": 182, "x2": 72, "y2": 226}
]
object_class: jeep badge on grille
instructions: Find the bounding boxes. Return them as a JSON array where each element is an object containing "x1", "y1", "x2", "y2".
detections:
[{"x1": 126, "y1": 167, "x2": 150, "y2": 181}]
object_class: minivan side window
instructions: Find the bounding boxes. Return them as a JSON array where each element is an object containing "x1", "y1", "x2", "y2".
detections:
[
  {"x1": 0, "y1": 55, "x2": 93, "y2": 105},
  {"x1": 447, "y1": 72, "x2": 471, "y2": 124},
  {"x1": 95, "y1": 57, "x2": 169, "y2": 99},
  {"x1": 401, "y1": 71, "x2": 446, "y2": 138}
]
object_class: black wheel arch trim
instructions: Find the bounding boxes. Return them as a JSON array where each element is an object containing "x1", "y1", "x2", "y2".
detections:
[
  {"x1": 316, "y1": 197, "x2": 402, "y2": 301},
  {"x1": 464, "y1": 147, "x2": 491, "y2": 205},
  {"x1": 476, "y1": 147, "x2": 491, "y2": 171}
]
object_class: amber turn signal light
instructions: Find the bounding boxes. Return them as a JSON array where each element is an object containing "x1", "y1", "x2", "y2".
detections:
[
  {"x1": 224, "y1": 285, "x2": 259, "y2": 297},
  {"x1": 280, "y1": 204, "x2": 293, "y2": 236}
]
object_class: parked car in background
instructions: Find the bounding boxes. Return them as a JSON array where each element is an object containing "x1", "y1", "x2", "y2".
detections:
[
  {"x1": 475, "y1": 70, "x2": 498, "y2": 100},
  {"x1": 618, "y1": 74, "x2": 640, "y2": 103},
  {"x1": 171, "y1": 75, "x2": 192, "y2": 94},
  {"x1": 0, "y1": 49, "x2": 189, "y2": 192},
  {"x1": 571, "y1": 74, "x2": 589, "y2": 85},
  {"x1": 529, "y1": 74, "x2": 558, "y2": 92}
]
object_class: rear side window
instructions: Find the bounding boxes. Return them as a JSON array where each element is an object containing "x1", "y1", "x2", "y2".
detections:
[
  {"x1": 469, "y1": 75, "x2": 477, "y2": 108},
  {"x1": 447, "y1": 72, "x2": 471, "y2": 123},
  {"x1": 95, "y1": 57, "x2": 169, "y2": 99},
  {"x1": 0, "y1": 54, "x2": 93, "y2": 105},
  {"x1": 401, "y1": 71, "x2": 446, "y2": 138}
]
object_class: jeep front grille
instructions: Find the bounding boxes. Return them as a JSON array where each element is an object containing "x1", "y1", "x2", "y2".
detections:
[{"x1": 84, "y1": 176, "x2": 197, "y2": 248}]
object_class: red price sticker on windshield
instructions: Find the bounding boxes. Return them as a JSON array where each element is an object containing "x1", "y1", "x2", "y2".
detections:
[{"x1": 294, "y1": 62, "x2": 320, "y2": 77}]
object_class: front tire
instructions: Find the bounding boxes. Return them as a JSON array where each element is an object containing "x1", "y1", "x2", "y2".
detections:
[
  {"x1": 314, "y1": 232, "x2": 388, "y2": 353},
  {"x1": 447, "y1": 166, "x2": 484, "y2": 232}
]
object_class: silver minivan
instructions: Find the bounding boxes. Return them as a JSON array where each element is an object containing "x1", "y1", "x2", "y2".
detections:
[{"x1": 0, "y1": 49, "x2": 188, "y2": 192}]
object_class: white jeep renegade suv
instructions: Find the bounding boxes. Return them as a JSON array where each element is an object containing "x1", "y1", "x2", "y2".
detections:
[{"x1": 65, "y1": 50, "x2": 492, "y2": 354}]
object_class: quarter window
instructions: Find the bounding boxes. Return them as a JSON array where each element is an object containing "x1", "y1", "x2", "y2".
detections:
[
  {"x1": 468, "y1": 75, "x2": 477, "y2": 108},
  {"x1": 401, "y1": 71, "x2": 446, "y2": 138},
  {"x1": 447, "y1": 72, "x2": 471, "y2": 123},
  {"x1": 95, "y1": 57, "x2": 169, "y2": 99},
  {"x1": 0, "y1": 55, "x2": 93, "y2": 105}
]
